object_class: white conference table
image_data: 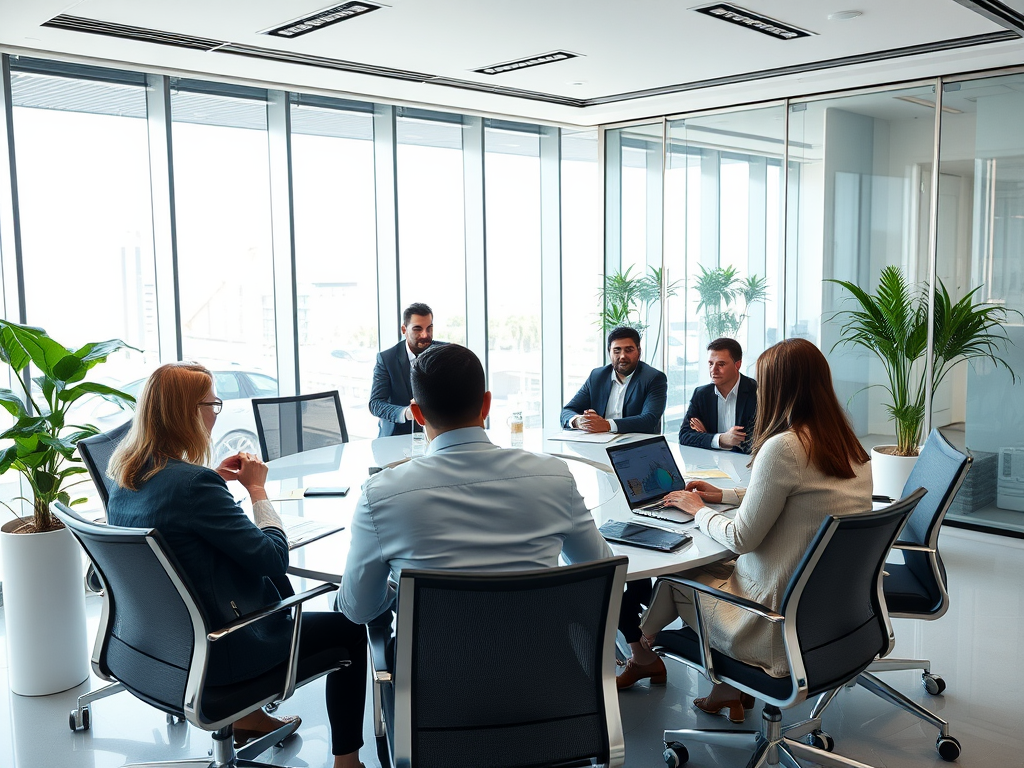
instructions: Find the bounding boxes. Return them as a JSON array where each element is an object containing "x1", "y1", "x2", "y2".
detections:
[{"x1": 266, "y1": 429, "x2": 752, "y2": 583}]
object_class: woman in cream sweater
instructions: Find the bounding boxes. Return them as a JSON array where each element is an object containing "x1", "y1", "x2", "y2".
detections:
[{"x1": 622, "y1": 338, "x2": 872, "y2": 724}]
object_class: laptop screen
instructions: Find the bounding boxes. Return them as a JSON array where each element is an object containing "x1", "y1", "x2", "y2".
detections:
[{"x1": 606, "y1": 436, "x2": 687, "y2": 508}]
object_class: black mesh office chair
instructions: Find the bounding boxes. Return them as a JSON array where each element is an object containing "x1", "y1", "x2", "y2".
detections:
[
  {"x1": 52, "y1": 502, "x2": 347, "y2": 768},
  {"x1": 368, "y1": 557, "x2": 629, "y2": 768},
  {"x1": 70, "y1": 420, "x2": 134, "y2": 729},
  {"x1": 252, "y1": 391, "x2": 348, "y2": 462},
  {"x1": 804, "y1": 429, "x2": 971, "y2": 760},
  {"x1": 652, "y1": 490, "x2": 924, "y2": 768}
]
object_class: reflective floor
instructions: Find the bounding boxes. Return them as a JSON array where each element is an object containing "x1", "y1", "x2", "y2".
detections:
[{"x1": 1, "y1": 526, "x2": 1022, "y2": 768}]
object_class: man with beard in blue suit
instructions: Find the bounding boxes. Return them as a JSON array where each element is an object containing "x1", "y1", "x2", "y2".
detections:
[
  {"x1": 560, "y1": 327, "x2": 667, "y2": 435},
  {"x1": 369, "y1": 303, "x2": 446, "y2": 437}
]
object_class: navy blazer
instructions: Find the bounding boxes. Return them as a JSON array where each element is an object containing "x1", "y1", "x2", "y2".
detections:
[
  {"x1": 107, "y1": 460, "x2": 291, "y2": 686},
  {"x1": 678, "y1": 373, "x2": 758, "y2": 453},
  {"x1": 368, "y1": 339, "x2": 446, "y2": 437},
  {"x1": 560, "y1": 361, "x2": 668, "y2": 435}
]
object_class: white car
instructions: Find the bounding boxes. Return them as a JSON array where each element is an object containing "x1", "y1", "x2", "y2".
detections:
[{"x1": 84, "y1": 369, "x2": 279, "y2": 464}]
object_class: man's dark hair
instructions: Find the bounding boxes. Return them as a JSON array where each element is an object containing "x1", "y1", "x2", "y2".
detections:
[
  {"x1": 707, "y1": 337, "x2": 743, "y2": 362},
  {"x1": 607, "y1": 326, "x2": 641, "y2": 350},
  {"x1": 411, "y1": 344, "x2": 485, "y2": 429},
  {"x1": 403, "y1": 303, "x2": 433, "y2": 327}
]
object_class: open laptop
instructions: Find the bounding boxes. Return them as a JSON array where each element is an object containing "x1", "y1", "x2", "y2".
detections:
[{"x1": 606, "y1": 436, "x2": 693, "y2": 524}]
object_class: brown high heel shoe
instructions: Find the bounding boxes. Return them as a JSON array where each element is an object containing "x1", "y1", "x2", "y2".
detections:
[
  {"x1": 232, "y1": 713, "x2": 301, "y2": 748},
  {"x1": 615, "y1": 656, "x2": 667, "y2": 690},
  {"x1": 692, "y1": 691, "x2": 756, "y2": 724}
]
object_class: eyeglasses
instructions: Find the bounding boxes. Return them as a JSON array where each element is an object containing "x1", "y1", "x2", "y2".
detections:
[{"x1": 198, "y1": 400, "x2": 223, "y2": 414}]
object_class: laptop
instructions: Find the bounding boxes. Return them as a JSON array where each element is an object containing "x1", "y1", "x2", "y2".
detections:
[{"x1": 606, "y1": 436, "x2": 694, "y2": 524}]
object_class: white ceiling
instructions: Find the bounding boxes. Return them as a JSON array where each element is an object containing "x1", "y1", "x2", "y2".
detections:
[{"x1": 1, "y1": 0, "x2": 1023, "y2": 125}]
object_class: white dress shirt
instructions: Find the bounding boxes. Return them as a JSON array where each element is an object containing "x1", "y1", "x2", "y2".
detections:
[
  {"x1": 711, "y1": 379, "x2": 739, "y2": 450},
  {"x1": 602, "y1": 369, "x2": 634, "y2": 433}
]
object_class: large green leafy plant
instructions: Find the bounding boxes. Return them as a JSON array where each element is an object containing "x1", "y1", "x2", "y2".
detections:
[
  {"x1": 0, "y1": 320, "x2": 135, "y2": 532},
  {"x1": 598, "y1": 265, "x2": 681, "y2": 360},
  {"x1": 693, "y1": 265, "x2": 768, "y2": 340},
  {"x1": 830, "y1": 265, "x2": 1019, "y2": 456}
]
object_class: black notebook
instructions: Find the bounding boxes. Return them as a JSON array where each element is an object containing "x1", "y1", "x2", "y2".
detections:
[{"x1": 599, "y1": 520, "x2": 692, "y2": 552}]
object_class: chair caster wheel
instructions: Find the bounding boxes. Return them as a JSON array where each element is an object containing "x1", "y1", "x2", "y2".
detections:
[
  {"x1": 937, "y1": 735, "x2": 961, "y2": 761},
  {"x1": 923, "y1": 673, "x2": 946, "y2": 695},
  {"x1": 809, "y1": 730, "x2": 834, "y2": 751},
  {"x1": 69, "y1": 707, "x2": 90, "y2": 731},
  {"x1": 664, "y1": 741, "x2": 689, "y2": 767},
  {"x1": 265, "y1": 701, "x2": 280, "y2": 714}
]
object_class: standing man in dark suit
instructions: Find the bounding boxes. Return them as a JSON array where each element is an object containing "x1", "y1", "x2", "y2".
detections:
[
  {"x1": 369, "y1": 303, "x2": 445, "y2": 437},
  {"x1": 560, "y1": 327, "x2": 667, "y2": 435},
  {"x1": 678, "y1": 337, "x2": 757, "y2": 454}
]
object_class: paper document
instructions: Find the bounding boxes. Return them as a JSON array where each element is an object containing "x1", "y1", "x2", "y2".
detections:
[
  {"x1": 686, "y1": 468, "x2": 732, "y2": 479},
  {"x1": 280, "y1": 514, "x2": 344, "y2": 549},
  {"x1": 549, "y1": 430, "x2": 627, "y2": 444}
]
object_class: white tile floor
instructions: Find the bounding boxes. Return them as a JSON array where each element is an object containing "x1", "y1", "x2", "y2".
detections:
[{"x1": 2, "y1": 526, "x2": 1022, "y2": 768}]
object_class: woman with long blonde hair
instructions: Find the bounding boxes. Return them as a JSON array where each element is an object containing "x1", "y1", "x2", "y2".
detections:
[
  {"x1": 108, "y1": 362, "x2": 366, "y2": 768},
  {"x1": 623, "y1": 338, "x2": 871, "y2": 722}
]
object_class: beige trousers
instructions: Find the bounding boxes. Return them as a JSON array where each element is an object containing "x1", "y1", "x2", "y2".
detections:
[{"x1": 639, "y1": 559, "x2": 737, "y2": 639}]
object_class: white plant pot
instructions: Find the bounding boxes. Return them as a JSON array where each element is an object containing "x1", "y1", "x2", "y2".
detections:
[
  {"x1": 0, "y1": 518, "x2": 90, "y2": 696},
  {"x1": 871, "y1": 446, "x2": 920, "y2": 502}
]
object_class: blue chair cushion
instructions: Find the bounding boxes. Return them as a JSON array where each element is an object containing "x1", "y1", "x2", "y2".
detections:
[{"x1": 883, "y1": 562, "x2": 942, "y2": 615}]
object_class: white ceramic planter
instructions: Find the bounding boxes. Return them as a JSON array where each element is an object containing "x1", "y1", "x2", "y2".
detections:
[
  {"x1": 0, "y1": 518, "x2": 90, "y2": 696},
  {"x1": 871, "y1": 446, "x2": 919, "y2": 501}
]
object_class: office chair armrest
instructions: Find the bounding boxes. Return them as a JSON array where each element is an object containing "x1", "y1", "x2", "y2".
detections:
[
  {"x1": 656, "y1": 575, "x2": 784, "y2": 623},
  {"x1": 207, "y1": 582, "x2": 338, "y2": 641},
  {"x1": 892, "y1": 541, "x2": 936, "y2": 553},
  {"x1": 367, "y1": 624, "x2": 393, "y2": 683}
]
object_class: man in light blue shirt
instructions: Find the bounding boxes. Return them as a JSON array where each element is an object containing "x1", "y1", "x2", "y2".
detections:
[{"x1": 339, "y1": 344, "x2": 612, "y2": 624}]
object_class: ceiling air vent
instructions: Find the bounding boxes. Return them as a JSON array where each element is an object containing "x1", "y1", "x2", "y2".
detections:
[
  {"x1": 694, "y1": 3, "x2": 813, "y2": 40},
  {"x1": 474, "y1": 51, "x2": 579, "y2": 76},
  {"x1": 43, "y1": 14, "x2": 225, "y2": 51},
  {"x1": 261, "y1": 2, "x2": 382, "y2": 39}
]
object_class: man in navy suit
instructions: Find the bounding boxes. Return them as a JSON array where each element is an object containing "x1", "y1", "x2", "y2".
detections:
[
  {"x1": 678, "y1": 337, "x2": 757, "y2": 454},
  {"x1": 560, "y1": 327, "x2": 667, "y2": 435},
  {"x1": 369, "y1": 303, "x2": 445, "y2": 437}
]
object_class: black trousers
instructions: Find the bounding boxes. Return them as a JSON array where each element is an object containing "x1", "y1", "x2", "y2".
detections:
[
  {"x1": 618, "y1": 579, "x2": 654, "y2": 644},
  {"x1": 298, "y1": 612, "x2": 368, "y2": 756}
]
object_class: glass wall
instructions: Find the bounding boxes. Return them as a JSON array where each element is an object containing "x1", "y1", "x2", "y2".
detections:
[
  {"x1": 664, "y1": 104, "x2": 785, "y2": 434},
  {"x1": 290, "y1": 96, "x2": 379, "y2": 439},
  {"x1": 937, "y1": 75, "x2": 1024, "y2": 533},
  {"x1": 788, "y1": 85, "x2": 939, "y2": 443}
]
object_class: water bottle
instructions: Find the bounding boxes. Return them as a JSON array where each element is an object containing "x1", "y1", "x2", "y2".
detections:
[{"x1": 509, "y1": 410, "x2": 524, "y2": 448}]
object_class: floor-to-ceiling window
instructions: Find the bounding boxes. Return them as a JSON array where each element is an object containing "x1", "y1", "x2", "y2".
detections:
[
  {"x1": 396, "y1": 108, "x2": 467, "y2": 346},
  {"x1": 484, "y1": 120, "x2": 542, "y2": 427},
  {"x1": 171, "y1": 81, "x2": 277, "y2": 461},
  {"x1": 290, "y1": 95, "x2": 379, "y2": 439}
]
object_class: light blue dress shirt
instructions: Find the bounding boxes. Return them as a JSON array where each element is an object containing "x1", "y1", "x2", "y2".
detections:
[{"x1": 338, "y1": 426, "x2": 613, "y2": 623}]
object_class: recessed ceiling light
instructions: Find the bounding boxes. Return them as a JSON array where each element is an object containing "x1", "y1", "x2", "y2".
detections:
[
  {"x1": 474, "y1": 51, "x2": 580, "y2": 76},
  {"x1": 828, "y1": 11, "x2": 862, "y2": 21},
  {"x1": 568, "y1": 81, "x2": 586, "y2": 87},
  {"x1": 261, "y1": 2, "x2": 381, "y2": 39}
]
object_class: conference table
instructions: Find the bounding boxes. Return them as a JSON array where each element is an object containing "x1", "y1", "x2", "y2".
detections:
[{"x1": 265, "y1": 429, "x2": 752, "y2": 584}]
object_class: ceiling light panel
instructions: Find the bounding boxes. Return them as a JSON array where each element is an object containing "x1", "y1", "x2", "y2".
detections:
[
  {"x1": 694, "y1": 3, "x2": 814, "y2": 40},
  {"x1": 261, "y1": 2, "x2": 381, "y2": 39},
  {"x1": 474, "y1": 51, "x2": 580, "y2": 76}
]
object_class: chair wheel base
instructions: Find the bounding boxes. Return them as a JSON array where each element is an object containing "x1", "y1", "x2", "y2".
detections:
[
  {"x1": 664, "y1": 741, "x2": 689, "y2": 767},
  {"x1": 69, "y1": 707, "x2": 90, "y2": 731},
  {"x1": 923, "y1": 673, "x2": 946, "y2": 695},
  {"x1": 808, "y1": 730, "x2": 834, "y2": 751},
  {"x1": 937, "y1": 735, "x2": 961, "y2": 761}
]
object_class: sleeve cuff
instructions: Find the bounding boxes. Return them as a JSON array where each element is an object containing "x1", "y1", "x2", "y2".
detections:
[
  {"x1": 253, "y1": 499, "x2": 284, "y2": 531},
  {"x1": 607, "y1": 419, "x2": 618, "y2": 433},
  {"x1": 721, "y1": 487, "x2": 741, "y2": 505},
  {"x1": 711, "y1": 433, "x2": 722, "y2": 449},
  {"x1": 694, "y1": 506, "x2": 715, "y2": 529},
  {"x1": 396, "y1": 409, "x2": 407, "y2": 423}
]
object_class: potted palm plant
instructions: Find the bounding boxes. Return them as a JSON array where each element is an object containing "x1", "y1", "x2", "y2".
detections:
[
  {"x1": 693, "y1": 264, "x2": 768, "y2": 341},
  {"x1": 829, "y1": 266, "x2": 1019, "y2": 498},
  {"x1": 598, "y1": 265, "x2": 681, "y2": 362},
  {"x1": 0, "y1": 319, "x2": 135, "y2": 695}
]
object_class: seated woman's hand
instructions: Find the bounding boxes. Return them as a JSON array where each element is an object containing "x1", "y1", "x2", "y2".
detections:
[
  {"x1": 215, "y1": 454, "x2": 243, "y2": 482},
  {"x1": 684, "y1": 480, "x2": 724, "y2": 505},
  {"x1": 236, "y1": 453, "x2": 269, "y2": 497},
  {"x1": 662, "y1": 489, "x2": 707, "y2": 514}
]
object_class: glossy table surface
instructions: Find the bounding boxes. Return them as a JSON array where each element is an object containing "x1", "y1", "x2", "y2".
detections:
[{"x1": 265, "y1": 429, "x2": 751, "y2": 582}]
